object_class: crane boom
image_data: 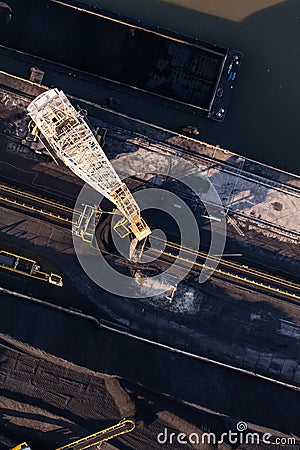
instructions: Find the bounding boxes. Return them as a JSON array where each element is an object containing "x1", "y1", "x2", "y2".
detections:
[{"x1": 27, "y1": 88, "x2": 151, "y2": 241}]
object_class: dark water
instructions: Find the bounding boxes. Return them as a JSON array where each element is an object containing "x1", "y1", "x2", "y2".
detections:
[
  {"x1": 85, "y1": 0, "x2": 300, "y2": 174},
  {"x1": 1, "y1": 0, "x2": 300, "y2": 173}
]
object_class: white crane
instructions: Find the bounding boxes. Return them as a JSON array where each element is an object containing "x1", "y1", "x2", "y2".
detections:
[{"x1": 27, "y1": 88, "x2": 151, "y2": 241}]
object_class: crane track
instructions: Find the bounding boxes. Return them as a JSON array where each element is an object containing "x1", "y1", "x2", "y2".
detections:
[
  {"x1": 56, "y1": 419, "x2": 135, "y2": 450},
  {"x1": 0, "y1": 182, "x2": 75, "y2": 225},
  {"x1": 1, "y1": 182, "x2": 300, "y2": 304},
  {"x1": 147, "y1": 239, "x2": 300, "y2": 303}
]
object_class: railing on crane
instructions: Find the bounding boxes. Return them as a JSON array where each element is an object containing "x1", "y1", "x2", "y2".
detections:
[{"x1": 27, "y1": 88, "x2": 151, "y2": 242}]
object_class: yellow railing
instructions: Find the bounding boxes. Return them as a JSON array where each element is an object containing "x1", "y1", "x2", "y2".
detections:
[{"x1": 56, "y1": 419, "x2": 135, "y2": 450}]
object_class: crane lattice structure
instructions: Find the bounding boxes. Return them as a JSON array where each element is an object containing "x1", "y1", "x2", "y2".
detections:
[{"x1": 27, "y1": 89, "x2": 151, "y2": 241}]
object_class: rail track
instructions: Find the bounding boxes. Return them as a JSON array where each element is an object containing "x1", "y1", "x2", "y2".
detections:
[
  {"x1": 1, "y1": 182, "x2": 299, "y2": 303},
  {"x1": 147, "y1": 238, "x2": 300, "y2": 302}
]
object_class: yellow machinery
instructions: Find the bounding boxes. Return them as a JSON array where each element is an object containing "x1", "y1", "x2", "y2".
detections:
[
  {"x1": 11, "y1": 418, "x2": 135, "y2": 450},
  {"x1": 0, "y1": 249, "x2": 63, "y2": 287},
  {"x1": 10, "y1": 444, "x2": 31, "y2": 450}
]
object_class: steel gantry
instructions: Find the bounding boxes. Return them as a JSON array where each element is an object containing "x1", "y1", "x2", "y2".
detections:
[{"x1": 27, "y1": 88, "x2": 151, "y2": 241}]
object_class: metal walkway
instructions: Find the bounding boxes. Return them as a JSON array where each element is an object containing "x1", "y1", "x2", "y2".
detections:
[{"x1": 56, "y1": 419, "x2": 135, "y2": 450}]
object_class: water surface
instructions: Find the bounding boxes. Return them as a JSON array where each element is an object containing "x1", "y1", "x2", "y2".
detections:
[{"x1": 78, "y1": 0, "x2": 300, "y2": 173}]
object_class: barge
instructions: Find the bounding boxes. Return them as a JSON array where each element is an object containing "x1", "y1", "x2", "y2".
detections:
[{"x1": 0, "y1": 0, "x2": 242, "y2": 121}]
